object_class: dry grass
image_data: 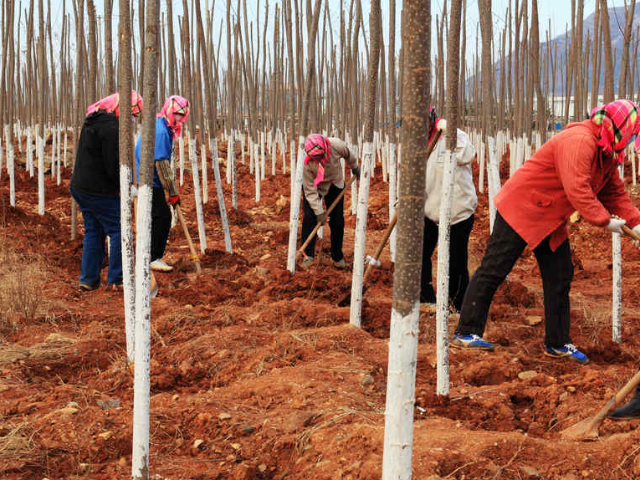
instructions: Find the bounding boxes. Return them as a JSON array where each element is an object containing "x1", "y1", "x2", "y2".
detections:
[
  {"x1": 0, "y1": 334, "x2": 76, "y2": 369},
  {"x1": 0, "y1": 422, "x2": 43, "y2": 473},
  {"x1": 0, "y1": 238, "x2": 48, "y2": 335}
]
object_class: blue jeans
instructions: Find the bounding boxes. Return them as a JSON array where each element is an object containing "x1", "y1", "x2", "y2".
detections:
[{"x1": 70, "y1": 188, "x2": 123, "y2": 286}]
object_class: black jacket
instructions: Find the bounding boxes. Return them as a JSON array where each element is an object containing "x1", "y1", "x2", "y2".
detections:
[{"x1": 70, "y1": 112, "x2": 120, "y2": 197}]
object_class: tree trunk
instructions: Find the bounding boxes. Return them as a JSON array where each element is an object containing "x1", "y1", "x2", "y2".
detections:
[
  {"x1": 601, "y1": 0, "x2": 614, "y2": 103},
  {"x1": 381, "y1": 0, "x2": 431, "y2": 476}
]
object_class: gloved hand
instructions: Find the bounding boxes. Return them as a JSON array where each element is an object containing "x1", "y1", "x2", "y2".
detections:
[
  {"x1": 606, "y1": 217, "x2": 626, "y2": 234},
  {"x1": 351, "y1": 166, "x2": 361, "y2": 179},
  {"x1": 168, "y1": 195, "x2": 181, "y2": 207},
  {"x1": 436, "y1": 119, "x2": 447, "y2": 132},
  {"x1": 631, "y1": 224, "x2": 640, "y2": 248},
  {"x1": 316, "y1": 213, "x2": 327, "y2": 225}
]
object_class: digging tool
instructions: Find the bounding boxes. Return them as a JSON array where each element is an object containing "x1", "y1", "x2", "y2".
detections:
[
  {"x1": 336, "y1": 129, "x2": 442, "y2": 307},
  {"x1": 560, "y1": 225, "x2": 640, "y2": 440},
  {"x1": 561, "y1": 369, "x2": 640, "y2": 440},
  {"x1": 175, "y1": 204, "x2": 202, "y2": 273},
  {"x1": 338, "y1": 213, "x2": 397, "y2": 306},
  {"x1": 296, "y1": 174, "x2": 358, "y2": 261}
]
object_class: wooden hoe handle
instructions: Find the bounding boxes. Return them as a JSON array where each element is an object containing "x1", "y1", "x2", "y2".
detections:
[
  {"x1": 297, "y1": 174, "x2": 358, "y2": 258},
  {"x1": 622, "y1": 224, "x2": 640, "y2": 241},
  {"x1": 176, "y1": 205, "x2": 202, "y2": 273}
]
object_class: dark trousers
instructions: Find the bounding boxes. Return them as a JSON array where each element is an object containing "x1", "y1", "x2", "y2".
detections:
[
  {"x1": 301, "y1": 184, "x2": 345, "y2": 262},
  {"x1": 421, "y1": 214, "x2": 475, "y2": 310},
  {"x1": 456, "y1": 212, "x2": 573, "y2": 348},
  {"x1": 151, "y1": 186, "x2": 172, "y2": 262},
  {"x1": 71, "y1": 188, "x2": 123, "y2": 286}
]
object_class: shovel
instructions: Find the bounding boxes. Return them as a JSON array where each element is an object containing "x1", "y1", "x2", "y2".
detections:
[
  {"x1": 560, "y1": 224, "x2": 639, "y2": 440},
  {"x1": 337, "y1": 213, "x2": 397, "y2": 306},
  {"x1": 560, "y1": 369, "x2": 640, "y2": 440},
  {"x1": 175, "y1": 204, "x2": 202, "y2": 273},
  {"x1": 296, "y1": 174, "x2": 357, "y2": 261}
]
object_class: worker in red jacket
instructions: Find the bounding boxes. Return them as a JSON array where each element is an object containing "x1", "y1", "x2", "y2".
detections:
[{"x1": 452, "y1": 99, "x2": 640, "y2": 364}]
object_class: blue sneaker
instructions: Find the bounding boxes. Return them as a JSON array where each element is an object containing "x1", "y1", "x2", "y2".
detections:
[
  {"x1": 451, "y1": 334, "x2": 494, "y2": 350},
  {"x1": 544, "y1": 344, "x2": 588, "y2": 364}
]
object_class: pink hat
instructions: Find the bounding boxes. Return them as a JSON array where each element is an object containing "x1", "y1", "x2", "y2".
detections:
[
  {"x1": 304, "y1": 134, "x2": 331, "y2": 187},
  {"x1": 158, "y1": 95, "x2": 190, "y2": 139}
]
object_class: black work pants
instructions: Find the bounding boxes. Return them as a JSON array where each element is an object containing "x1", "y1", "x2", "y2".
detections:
[
  {"x1": 151, "y1": 186, "x2": 172, "y2": 262},
  {"x1": 455, "y1": 212, "x2": 573, "y2": 348},
  {"x1": 421, "y1": 214, "x2": 475, "y2": 310},
  {"x1": 301, "y1": 184, "x2": 345, "y2": 262}
]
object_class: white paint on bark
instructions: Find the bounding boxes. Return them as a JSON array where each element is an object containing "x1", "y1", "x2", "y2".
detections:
[
  {"x1": 286, "y1": 138, "x2": 306, "y2": 273},
  {"x1": 388, "y1": 143, "x2": 397, "y2": 262},
  {"x1": 381, "y1": 302, "x2": 420, "y2": 480},
  {"x1": 189, "y1": 137, "x2": 207, "y2": 253},
  {"x1": 349, "y1": 142, "x2": 374, "y2": 328},
  {"x1": 120, "y1": 163, "x2": 136, "y2": 362},
  {"x1": 210, "y1": 138, "x2": 233, "y2": 253}
]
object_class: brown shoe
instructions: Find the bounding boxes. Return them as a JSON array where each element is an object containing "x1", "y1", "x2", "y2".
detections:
[{"x1": 333, "y1": 258, "x2": 347, "y2": 269}]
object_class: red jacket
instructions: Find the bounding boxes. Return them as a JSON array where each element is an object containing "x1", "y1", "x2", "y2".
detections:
[{"x1": 495, "y1": 120, "x2": 640, "y2": 251}]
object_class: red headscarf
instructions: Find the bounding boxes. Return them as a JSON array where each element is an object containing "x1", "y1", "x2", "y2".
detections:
[
  {"x1": 304, "y1": 134, "x2": 332, "y2": 187},
  {"x1": 86, "y1": 91, "x2": 143, "y2": 118},
  {"x1": 590, "y1": 99, "x2": 640, "y2": 164},
  {"x1": 157, "y1": 95, "x2": 190, "y2": 140}
]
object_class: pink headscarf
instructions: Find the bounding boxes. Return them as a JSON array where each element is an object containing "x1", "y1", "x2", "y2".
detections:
[
  {"x1": 157, "y1": 95, "x2": 190, "y2": 140},
  {"x1": 86, "y1": 91, "x2": 143, "y2": 118},
  {"x1": 590, "y1": 99, "x2": 640, "y2": 164},
  {"x1": 304, "y1": 134, "x2": 332, "y2": 187}
]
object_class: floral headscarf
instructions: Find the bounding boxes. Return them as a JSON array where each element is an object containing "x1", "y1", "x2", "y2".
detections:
[
  {"x1": 157, "y1": 95, "x2": 190, "y2": 140},
  {"x1": 590, "y1": 99, "x2": 640, "y2": 164},
  {"x1": 304, "y1": 134, "x2": 332, "y2": 187},
  {"x1": 427, "y1": 106, "x2": 444, "y2": 146},
  {"x1": 86, "y1": 91, "x2": 143, "y2": 118}
]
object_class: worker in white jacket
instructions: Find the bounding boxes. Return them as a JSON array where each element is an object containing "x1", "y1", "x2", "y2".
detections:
[{"x1": 421, "y1": 108, "x2": 478, "y2": 311}]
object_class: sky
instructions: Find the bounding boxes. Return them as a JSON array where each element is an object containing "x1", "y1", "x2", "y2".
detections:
[{"x1": 24, "y1": 0, "x2": 634, "y2": 66}]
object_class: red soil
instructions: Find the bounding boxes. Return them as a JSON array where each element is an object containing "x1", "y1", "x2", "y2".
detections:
[{"x1": 2, "y1": 139, "x2": 640, "y2": 479}]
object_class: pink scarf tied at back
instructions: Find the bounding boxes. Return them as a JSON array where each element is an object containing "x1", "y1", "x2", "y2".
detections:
[
  {"x1": 304, "y1": 134, "x2": 331, "y2": 187},
  {"x1": 86, "y1": 91, "x2": 143, "y2": 118},
  {"x1": 590, "y1": 99, "x2": 640, "y2": 164},
  {"x1": 158, "y1": 95, "x2": 190, "y2": 140}
]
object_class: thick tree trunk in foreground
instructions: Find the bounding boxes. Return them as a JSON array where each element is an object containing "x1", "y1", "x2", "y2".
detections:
[{"x1": 381, "y1": 0, "x2": 430, "y2": 477}]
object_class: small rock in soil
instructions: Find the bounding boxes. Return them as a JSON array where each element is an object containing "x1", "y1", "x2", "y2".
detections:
[
  {"x1": 96, "y1": 398, "x2": 121, "y2": 410},
  {"x1": 518, "y1": 370, "x2": 538, "y2": 380}
]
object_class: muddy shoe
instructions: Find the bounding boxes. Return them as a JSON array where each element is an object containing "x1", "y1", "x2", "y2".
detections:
[
  {"x1": 79, "y1": 282, "x2": 100, "y2": 291},
  {"x1": 151, "y1": 259, "x2": 174, "y2": 272},
  {"x1": 609, "y1": 398, "x2": 640, "y2": 420},
  {"x1": 333, "y1": 258, "x2": 347, "y2": 269},
  {"x1": 108, "y1": 284, "x2": 123, "y2": 292},
  {"x1": 451, "y1": 333, "x2": 494, "y2": 350},
  {"x1": 544, "y1": 344, "x2": 588, "y2": 364},
  {"x1": 301, "y1": 257, "x2": 314, "y2": 270}
]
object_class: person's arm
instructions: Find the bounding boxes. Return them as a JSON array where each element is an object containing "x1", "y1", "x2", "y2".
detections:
[
  {"x1": 555, "y1": 132, "x2": 612, "y2": 227},
  {"x1": 156, "y1": 158, "x2": 181, "y2": 206},
  {"x1": 302, "y1": 166, "x2": 324, "y2": 216},
  {"x1": 453, "y1": 129, "x2": 476, "y2": 166},
  {"x1": 597, "y1": 167, "x2": 640, "y2": 229}
]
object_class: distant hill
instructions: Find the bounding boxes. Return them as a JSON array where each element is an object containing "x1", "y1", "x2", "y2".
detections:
[{"x1": 493, "y1": 6, "x2": 639, "y2": 96}]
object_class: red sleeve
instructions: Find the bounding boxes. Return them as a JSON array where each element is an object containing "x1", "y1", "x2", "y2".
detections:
[
  {"x1": 597, "y1": 168, "x2": 640, "y2": 229},
  {"x1": 554, "y1": 131, "x2": 611, "y2": 227}
]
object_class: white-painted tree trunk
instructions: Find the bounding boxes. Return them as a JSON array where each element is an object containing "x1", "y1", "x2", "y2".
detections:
[
  {"x1": 189, "y1": 137, "x2": 207, "y2": 253},
  {"x1": 210, "y1": 138, "x2": 232, "y2": 253},
  {"x1": 389, "y1": 143, "x2": 397, "y2": 263},
  {"x1": 286, "y1": 138, "x2": 306, "y2": 273},
  {"x1": 132, "y1": 184, "x2": 153, "y2": 480},
  {"x1": 255, "y1": 144, "x2": 261, "y2": 203},
  {"x1": 179, "y1": 135, "x2": 185, "y2": 186},
  {"x1": 271, "y1": 131, "x2": 277, "y2": 176},
  {"x1": 350, "y1": 143, "x2": 358, "y2": 215},
  {"x1": 290, "y1": 139, "x2": 296, "y2": 199},
  {"x1": 612, "y1": 230, "x2": 622, "y2": 343},
  {"x1": 231, "y1": 131, "x2": 238, "y2": 209},
  {"x1": 261, "y1": 132, "x2": 266, "y2": 181},
  {"x1": 56, "y1": 128, "x2": 62, "y2": 185},
  {"x1": 249, "y1": 137, "x2": 254, "y2": 174},
  {"x1": 487, "y1": 137, "x2": 502, "y2": 233},
  {"x1": 381, "y1": 302, "x2": 420, "y2": 480},
  {"x1": 349, "y1": 142, "x2": 374, "y2": 328},
  {"x1": 63, "y1": 131, "x2": 68, "y2": 168},
  {"x1": 436, "y1": 150, "x2": 457, "y2": 396},
  {"x1": 201, "y1": 141, "x2": 208, "y2": 203},
  {"x1": 478, "y1": 140, "x2": 485, "y2": 194},
  {"x1": 120, "y1": 163, "x2": 136, "y2": 362},
  {"x1": 51, "y1": 127, "x2": 57, "y2": 179},
  {"x1": 7, "y1": 132, "x2": 15, "y2": 207},
  {"x1": 37, "y1": 125, "x2": 45, "y2": 215},
  {"x1": 0, "y1": 132, "x2": 3, "y2": 174}
]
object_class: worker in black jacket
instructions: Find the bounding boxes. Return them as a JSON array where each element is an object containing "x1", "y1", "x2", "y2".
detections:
[{"x1": 70, "y1": 91, "x2": 143, "y2": 290}]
